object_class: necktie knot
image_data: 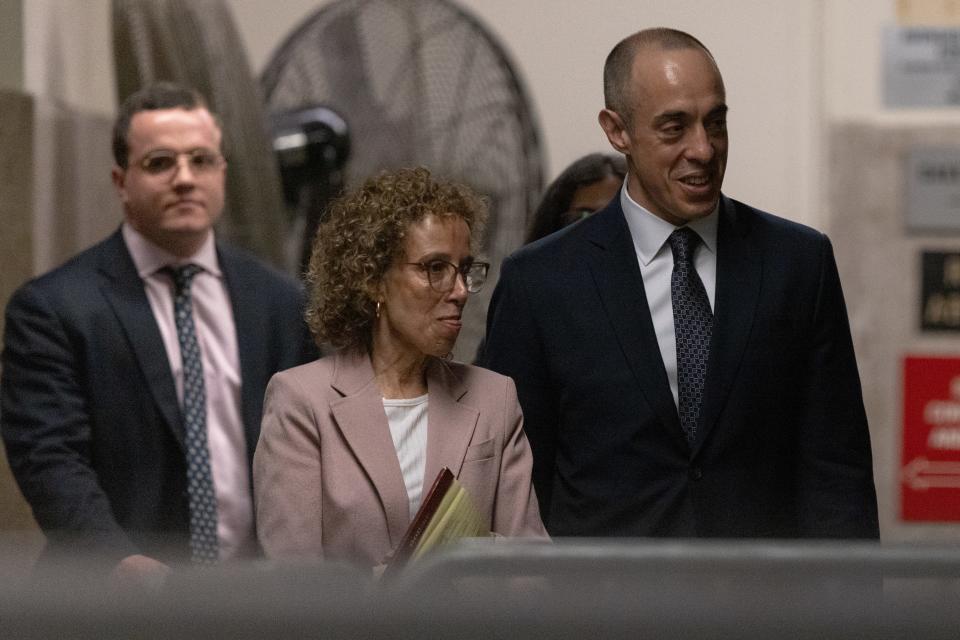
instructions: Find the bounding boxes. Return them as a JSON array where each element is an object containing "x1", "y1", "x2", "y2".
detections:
[
  {"x1": 167, "y1": 264, "x2": 203, "y2": 293},
  {"x1": 668, "y1": 227, "x2": 700, "y2": 265}
]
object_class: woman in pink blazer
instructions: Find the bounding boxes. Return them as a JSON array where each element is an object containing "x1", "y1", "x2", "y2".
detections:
[{"x1": 253, "y1": 168, "x2": 546, "y2": 569}]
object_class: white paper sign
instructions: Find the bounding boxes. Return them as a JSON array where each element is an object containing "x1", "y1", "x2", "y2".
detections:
[
  {"x1": 884, "y1": 26, "x2": 960, "y2": 107},
  {"x1": 906, "y1": 148, "x2": 960, "y2": 231}
]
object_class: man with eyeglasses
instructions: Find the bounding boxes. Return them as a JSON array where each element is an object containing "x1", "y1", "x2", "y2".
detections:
[
  {"x1": 483, "y1": 28, "x2": 878, "y2": 540},
  {"x1": 1, "y1": 82, "x2": 315, "y2": 585}
]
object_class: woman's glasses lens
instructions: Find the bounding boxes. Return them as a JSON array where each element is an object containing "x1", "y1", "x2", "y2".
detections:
[{"x1": 421, "y1": 261, "x2": 489, "y2": 293}]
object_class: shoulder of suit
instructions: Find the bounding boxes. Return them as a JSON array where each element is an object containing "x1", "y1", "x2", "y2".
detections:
[
  {"x1": 218, "y1": 241, "x2": 298, "y2": 281},
  {"x1": 725, "y1": 196, "x2": 826, "y2": 243},
  {"x1": 446, "y1": 360, "x2": 513, "y2": 393},
  {"x1": 217, "y1": 240, "x2": 304, "y2": 298},
  {"x1": 8, "y1": 232, "x2": 122, "y2": 302},
  {"x1": 268, "y1": 357, "x2": 331, "y2": 392},
  {"x1": 507, "y1": 197, "x2": 624, "y2": 267}
]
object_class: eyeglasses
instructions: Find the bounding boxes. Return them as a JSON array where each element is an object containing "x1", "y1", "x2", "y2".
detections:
[
  {"x1": 135, "y1": 148, "x2": 225, "y2": 175},
  {"x1": 406, "y1": 260, "x2": 490, "y2": 294}
]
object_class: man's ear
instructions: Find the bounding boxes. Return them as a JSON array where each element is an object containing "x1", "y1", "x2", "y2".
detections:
[
  {"x1": 111, "y1": 166, "x2": 129, "y2": 204},
  {"x1": 598, "y1": 108, "x2": 631, "y2": 155}
]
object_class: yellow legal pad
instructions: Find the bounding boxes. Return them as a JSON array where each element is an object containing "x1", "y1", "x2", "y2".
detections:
[{"x1": 386, "y1": 467, "x2": 491, "y2": 573}]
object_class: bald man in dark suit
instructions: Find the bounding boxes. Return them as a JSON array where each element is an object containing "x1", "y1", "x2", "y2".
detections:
[{"x1": 483, "y1": 28, "x2": 878, "y2": 539}]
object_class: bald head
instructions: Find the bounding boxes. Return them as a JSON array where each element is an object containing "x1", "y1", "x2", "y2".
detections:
[
  {"x1": 603, "y1": 28, "x2": 720, "y2": 123},
  {"x1": 597, "y1": 28, "x2": 728, "y2": 225}
]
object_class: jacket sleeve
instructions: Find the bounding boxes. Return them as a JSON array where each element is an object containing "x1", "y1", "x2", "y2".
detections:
[
  {"x1": 253, "y1": 371, "x2": 325, "y2": 558},
  {"x1": 1, "y1": 283, "x2": 138, "y2": 560},
  {"x1": 482, "y1": 255, "x2": 558, "y2": 525},
  {"x1": 492, "y1": 376, "x2": 548, "y2": 539},
  {"x1": 796, "y1": 235, "x2": 879, "y2": 538}
]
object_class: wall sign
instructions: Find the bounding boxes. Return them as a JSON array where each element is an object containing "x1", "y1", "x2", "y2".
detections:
[
  {"x1": 902, "y1": 356, "x2": 960, "y2": 522},
  {"x1": 884, "y1": 26, "x2": 960, "y2": 107},
  {"x1": 897, "y1": 0, "x2": 960, "y2": 26},
  {"x1": 921, "y1": 251, "x2": 960, "y2": 331},
  {"x1": 906, "y1": 148, "x2": 960, "y2": 232}
]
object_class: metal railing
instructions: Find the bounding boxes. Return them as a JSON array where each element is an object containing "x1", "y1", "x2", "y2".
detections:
[{"x1": 2, "y1": 538, "x2": 959, "y2": 639}]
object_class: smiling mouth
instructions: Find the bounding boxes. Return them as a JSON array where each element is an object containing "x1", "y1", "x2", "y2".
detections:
[{"x1": 679, "y1": 174, "x2": 711, "y2": 187}]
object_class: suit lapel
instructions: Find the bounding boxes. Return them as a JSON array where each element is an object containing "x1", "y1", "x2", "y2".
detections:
[
  {"x1": 693, "y1": 197, "x2": 761, "y2": 454},
  {"x1": 218, "y1": 244, "x2": 265, "y2": 463},
  {"x1": 96, "y1": 231, "x2": 184, "y2": 450},
  {"x1": 584, "y1": 203, "x2": 684, "y2": 443},
  {"x1": 422, "y1": 358, "x2": 479, "y2": 486},
  {"x1": 329, "y1": 350, "x2": 410, "y2": 547}
]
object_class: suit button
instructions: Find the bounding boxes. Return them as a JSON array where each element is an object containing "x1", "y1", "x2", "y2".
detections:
[{"x1": 689, "y1": 467, "x2": 703, "y2": 481}]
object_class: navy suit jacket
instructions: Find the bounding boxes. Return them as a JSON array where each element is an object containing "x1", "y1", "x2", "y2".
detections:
[
  {"x1": 482, "y1": 195, "x2": 879, "y2": 539},
  {"x1": 1, "y1": 230, "x2": 316, "y2": 563}
]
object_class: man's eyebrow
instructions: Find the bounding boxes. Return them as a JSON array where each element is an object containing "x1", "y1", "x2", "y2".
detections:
[
  {"x1": 708, "y1": 104, "x2": 729, "y2": 118},
  {"x1": 652, "y1": 110, "x2": 689, "y2": 126},
  {"x1": 652, "y1": 104, "x2": 728, "y2": 127}
]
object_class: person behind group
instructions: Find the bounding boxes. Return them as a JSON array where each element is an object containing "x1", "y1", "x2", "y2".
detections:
[
  {"x1": 482, "y1": 28, "x2": 879, "y2": 539},
  {"x1": 1, "y1": 82, "x2": 315, "y2": 585},
  {"x1": 473, "y1": 152, "x2": 626, "y2": 364},
  {"x1": 525, "y1": 153, "x2": 626, "y2": 244},
  {"x1": 254, "y1": 167, "x2": 546, "y2": 569}
]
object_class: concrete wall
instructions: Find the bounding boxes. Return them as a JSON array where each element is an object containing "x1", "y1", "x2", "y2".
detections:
[
  {"x1": 0, "y1": 90, "x2": 45, "y2": 571},
  {"x1": 830, "y1": 123, "x2": 960, "y2": 542}
]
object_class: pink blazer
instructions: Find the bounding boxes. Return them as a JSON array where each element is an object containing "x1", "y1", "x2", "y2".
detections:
[{"x1": 253, "y1": 349, "x2": 546, "y2": 567}]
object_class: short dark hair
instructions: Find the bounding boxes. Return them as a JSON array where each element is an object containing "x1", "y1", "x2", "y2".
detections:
[
  {"x1": 112, "y1": 82, "x2": 214, "y2": 168},
  {"x1": 525, "y1": 153, "x2": 626, "y2": 244},
  {"x1": 603, "y1": 28, "x2": 716, "y2": 121}
]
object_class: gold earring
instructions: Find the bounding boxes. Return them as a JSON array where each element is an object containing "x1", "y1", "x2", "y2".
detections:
[{"x1": 376, "y1": 300, "x2": 382, "y2": 318}]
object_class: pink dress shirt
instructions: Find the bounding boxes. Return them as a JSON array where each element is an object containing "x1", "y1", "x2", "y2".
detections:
[{"x1": 122, "y1": 224, "x2": 255, "y2": 560}]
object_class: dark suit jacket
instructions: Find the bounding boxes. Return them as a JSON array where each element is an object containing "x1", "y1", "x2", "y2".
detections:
[
  {"x1": 482, "y1": 195, "x2": 879, "y2": 539},
  {"x1": 1, "y1": 230, "x2": 315, "y2": 563}
]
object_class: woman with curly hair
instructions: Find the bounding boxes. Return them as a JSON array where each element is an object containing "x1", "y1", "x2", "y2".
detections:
[{"x1": 253, "y1": 167, "x2": 546, "y2": 569}]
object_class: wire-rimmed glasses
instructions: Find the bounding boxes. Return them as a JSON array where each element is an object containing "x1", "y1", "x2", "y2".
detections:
[{"x1": 135, "y1": 148, "x2": 225, "y2": 176}]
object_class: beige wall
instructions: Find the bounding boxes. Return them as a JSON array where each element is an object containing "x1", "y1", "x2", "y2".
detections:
[
  {"x1": 23, "y1": 0, "x2": 115, "y2": 117},
  {"x1": 227, "y1": 0, "x2": 824, "y2": 227},
  {"x1": 0, "y1": 90, "x2": 45, "y2": 569},
  {"x1": 0, "y1": 1, "x2": 23, "y2": 91}
]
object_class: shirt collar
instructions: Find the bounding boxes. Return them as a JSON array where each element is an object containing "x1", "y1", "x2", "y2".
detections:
[
  {"x1": 121, "y1": 223, "x2": 222, "y2": 279},
  {"x1": 619, "y1": 181, "x2": 719, "y2": 266}
]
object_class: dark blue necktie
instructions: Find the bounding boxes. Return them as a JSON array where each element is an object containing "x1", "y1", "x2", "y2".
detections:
[
  {"x1": 668, "y1": 228, "x2": 713, "y2": 447},
  {"x1": 168, "y1": 264, "x2": 219, "y2": 563}
]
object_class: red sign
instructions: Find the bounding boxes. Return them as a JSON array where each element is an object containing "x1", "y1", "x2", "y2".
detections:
[{"x1": 902, "y1": 356, "x2": 960, "y2": 521}]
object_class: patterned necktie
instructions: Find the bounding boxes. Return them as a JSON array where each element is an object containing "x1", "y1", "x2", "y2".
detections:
[
  {"x1": 668, "y1": 228, "x2": 713, "y2": 447},
  {"x1": 167, "y1": 264, "x2": 219, "y2": 563}
]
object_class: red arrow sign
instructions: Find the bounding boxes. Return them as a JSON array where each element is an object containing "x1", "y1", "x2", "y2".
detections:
[
  {"x1": 901, "y1": 457, "x2": 960, "y2": 490},
  {"x1": 902, "y1": 356, "x2": 960, "y2": 522}
]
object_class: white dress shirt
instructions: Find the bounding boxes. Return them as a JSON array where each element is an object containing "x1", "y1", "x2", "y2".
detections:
[
  {"x1": 619, "y1": 184, "x2": 718, "y2": 408},
  {"x1": 122, "y1": 223, "x2": 255, "y2": 560}
]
